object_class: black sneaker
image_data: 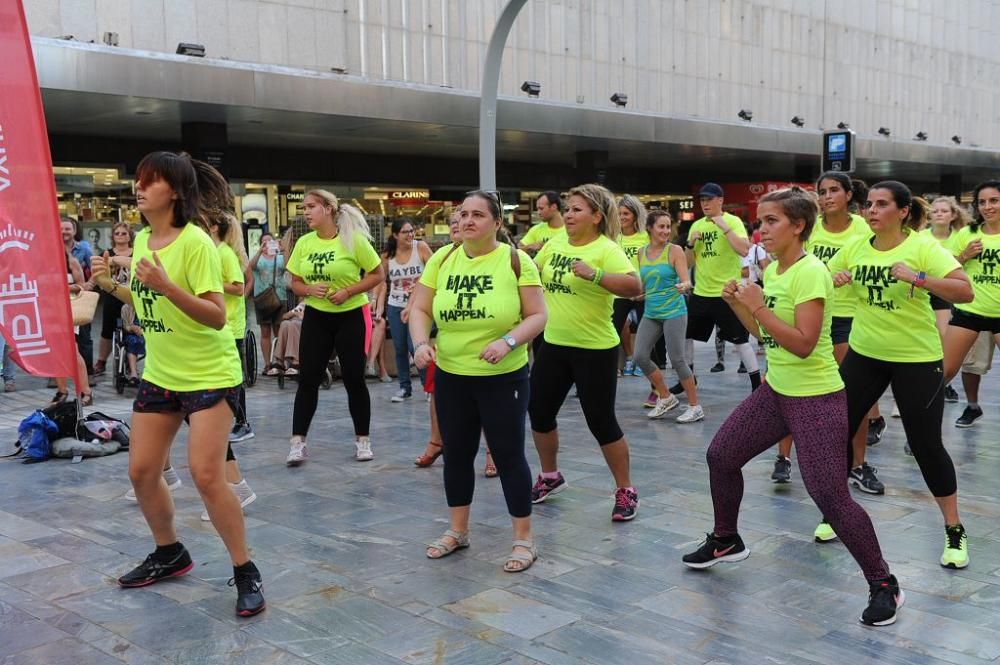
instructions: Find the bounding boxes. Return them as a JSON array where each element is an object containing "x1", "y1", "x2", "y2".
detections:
[
  {"x1": 531, "y1": 473, "x2": 567, "y2": 504},
  {"x1": 709, "y1": 362, "x2": 725, "y2": 373},
  {"x1": 737, "y1": 361, "x2": 747, "y2": 374},
  {"x1": 611, "y1": 487, "x2": 638, "y2": 522},
  {"x1": 682, "y1": 533, "x2": 750, "y2": 569},
  {"x1": 866, "y1": 416, "x2": 886, "y2": 446},
  {"x1": 118, "y1": 547, "x2": 194, "y2": 588},
  {"x1": 956, "y1": 405, "x2": 983, "y2": 428},
  {"x1": 850, "y1": 462, "x2": 885, "y2": 495},
  {"x1": 771, "y1": 455, "x2": 792, "y2": 484},
  {"x1": 229, "y1": 562, "x2": 266, "y2": 617},
  {"x1": 861, "y1": 574, "x2": 904, "y2": 626},
  {"x1": 943, "y1": 384, "x2": 959, "y2": 403},
  {"x1": 669, "y1": 374, "x2": 696, "y2": 395}
]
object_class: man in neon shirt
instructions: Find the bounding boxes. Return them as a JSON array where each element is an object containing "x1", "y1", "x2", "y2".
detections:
[
  {"x1": 520, "y1": 191, "x2": 565, "y2": 255},
  {"x1": 681, "y1": 183, "x2": 761, "y2": 392}
]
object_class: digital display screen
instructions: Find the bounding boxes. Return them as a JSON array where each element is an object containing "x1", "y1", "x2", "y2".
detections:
[
  {"x1": 822, "y1": 130, "x2": 854, "y2": 173},
  {"x1": 827, "y1": 134, "x2": 847, "y2": 155}
]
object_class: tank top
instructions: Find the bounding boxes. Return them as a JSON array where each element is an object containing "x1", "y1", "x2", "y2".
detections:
[
  {"x1": 387, "y1": 247, "x2": 425, "y2": 308},
  {"x1": 639, "y1": 244, "x2": 686, "y2": 320}
]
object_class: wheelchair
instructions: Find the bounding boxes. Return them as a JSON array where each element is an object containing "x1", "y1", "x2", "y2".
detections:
[
  {"x1": 111, "y1": 318, "x2": 144, "y2": 395},
  {"x1": 244, "y1": 329, "x2": 258, "y2": 387}
]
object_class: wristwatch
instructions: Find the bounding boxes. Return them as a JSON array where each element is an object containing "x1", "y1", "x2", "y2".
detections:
[{"x1": 502, "y1": 334, "x2": 517, "y2": 349}]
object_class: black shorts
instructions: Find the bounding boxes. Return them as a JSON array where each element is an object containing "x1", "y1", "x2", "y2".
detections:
[
  {"x1": 831, "y1": 316, "x2": 853, "y2": 345},
  {"x1": 928, "y1": 294, "x2": 951, "y2": 312},
  {"x1": 950, "y1": 308, "x2": 1000, "y2": 335},
  {"x1": 134, "y1": 380, "x2": 240, "y2": 417},
  {"x1": 685, "y1": 294, "x2": 749, "y2": 344}
]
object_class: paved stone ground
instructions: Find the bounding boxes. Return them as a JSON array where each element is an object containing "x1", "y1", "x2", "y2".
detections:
[{"x1": 2, "y1": 342, "x2": 1000, "y2": 664}]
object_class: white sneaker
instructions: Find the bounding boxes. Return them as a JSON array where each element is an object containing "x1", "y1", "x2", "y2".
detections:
[
  {"x1": 124, "y1": 472, "x2": 182, "y2": 501},
  {"x1": 647, "y1": 394, "x2": 680, "y2": 419},
  {"x1": 676, "y1": 404, "x2": 705, "y2": 423},
  {"x1": 390, "y1": 389, "x2": 411, "y2": 403},
  {"x1": 355, "y1": 436, "x2": 374, "y2": 461},
  {"x1": 201, "y1": 480, "x2": 258, "y2": 521},
  {"x1": 891, "y1": 402, "x2": 900, "y2": 418},
  {"x1": 286, "y1": 438, "x2": 308, "y2": 466}
]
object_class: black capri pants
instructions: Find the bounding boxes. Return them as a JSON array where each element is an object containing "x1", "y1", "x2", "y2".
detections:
[
  {"x1": 292, "y1": 306, "x2": 370, "y2": 437},
  {"x1": 840, "y1": 349, "x2": 956, "y2": 497},
  {"x1": 612, "y1": 298, "x2": 665, "y2": 368},
  {"x1": 434, "y1": 365, "x2": 532, "y2": 517},
  {"x1": 529, "y1": 341, "x2": 623, "y2": 445},
  {"x1": 100, "y1": 294, "x2": 125, "y2": 340}
]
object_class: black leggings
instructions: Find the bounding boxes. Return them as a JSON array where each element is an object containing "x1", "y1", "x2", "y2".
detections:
[
  {"x1": 100, "y1": 295, "x2": 124, "y2": 340},
  {"x1": 529, "y1": 341, "x2": 623, "y2": 445},
  {"x1": 293, "y1": 306, "x2": 370, "y2": 437},
  {"x1": 234, "y1": 338, "x2": 248, "y2": 426},
  {"x1": 434, "y1": 366, "x2": 532, "y2": 517},
  {"x1": 840, "y1": 349, "x2": 956, "y2": 497},
  {"x1": 612, "y1": 298, "x2": 665, "y2": 368}
]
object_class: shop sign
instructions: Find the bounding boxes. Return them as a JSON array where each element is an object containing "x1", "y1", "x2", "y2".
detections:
[
  {"x1": 391, "y1": 190, "x2": 429, "y2": 199},
  {"x1": 285, "y1": 192, "x2": 304, "y2": 201}
]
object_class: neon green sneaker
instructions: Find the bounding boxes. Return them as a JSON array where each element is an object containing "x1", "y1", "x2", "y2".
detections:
[
  {"x1": 941, "y1": 524, "x2": 969, "y2": 569},
  {"x1": 813, "y1": 521, "x2": 837, "y2": 543}
]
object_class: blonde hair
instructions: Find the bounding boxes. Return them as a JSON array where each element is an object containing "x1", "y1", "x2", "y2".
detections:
[
  {"x1": 306, "y1": 189, "x2": 372, "y2": 252},
  {"x1": 617, "y1": 194, "x2": 646, "y2": 234},
  {"x1": 932, "y1": 196, "x2": 970, "y2": 233},
  {"x1": 215, "y1": 212, "x2": 249, "y2": 270},
  {"x1": 568, "y1": 184, "x2": 621, "y2": 241},
  {"x1": 112, "y1": 221, "x2": 134, "y2": 247}
]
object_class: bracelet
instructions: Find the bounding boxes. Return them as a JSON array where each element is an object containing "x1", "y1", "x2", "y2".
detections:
[
  {"x1": 591, "y1": 268, "x2": 604, "y2": 284},
  {"x1": 912, "y1": 271, "x2": 927, "y2": 288},
  {"x1": 414, "y1": 341, "x2": 429, "y2": 352},
  {"x1": 752, "y1": 305, "x2": 768, "y2": 318}
]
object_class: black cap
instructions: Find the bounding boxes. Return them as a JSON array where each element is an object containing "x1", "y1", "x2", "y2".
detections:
[{"x1": 698, "y1": 182, "x2": 724, "y2": 198}]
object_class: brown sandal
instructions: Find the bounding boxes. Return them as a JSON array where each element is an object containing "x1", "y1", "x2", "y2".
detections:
[
  {"x1": 484, "y1": 451, "x2": 498, "y2": 478},
  {"x1": 415, "y1": 441, "x2": 443, "y2": 467}
]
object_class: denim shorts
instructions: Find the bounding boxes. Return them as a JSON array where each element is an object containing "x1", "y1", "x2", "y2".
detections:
[{"x1": 134, "y1": 380, "x2": 240, "y2": 417}]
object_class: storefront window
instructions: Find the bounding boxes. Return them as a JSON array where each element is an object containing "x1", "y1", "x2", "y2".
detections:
[{"x1": 54, "y1": 166, "x2": 139, "y2": 250}]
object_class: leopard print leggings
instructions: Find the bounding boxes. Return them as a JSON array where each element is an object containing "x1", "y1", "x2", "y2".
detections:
[{"x1": 707, "y1": 383, "x2": 890, "y2": 582}]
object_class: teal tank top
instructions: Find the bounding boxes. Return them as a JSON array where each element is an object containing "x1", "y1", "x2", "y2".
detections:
[{"x1": 639, "y1": 245, "x2": 686, "y2": 320}]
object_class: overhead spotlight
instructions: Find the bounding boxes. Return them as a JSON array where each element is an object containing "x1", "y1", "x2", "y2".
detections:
[
  {"x1": 737, "y1": 109, "x2": 753, "y2": 122},
  {"x1": 610, "y1": 92, "x2": 628, "y2": 108},
  {"x1": 878, "y1": 127, "x2": 891, "y2": 137},
  {"x1": 952, "y1": 135, "x2": 962, "y2": 145},
  {"x1": 176, "y1": 42, "x2": 206, "y2": 57},
  {"x1": 520, "y1": 81, "x2": 541, "y2": 98},
  {"x1": 837, "y1": 121, "x2": 850, "y2": 130},
  {"x1": 914, "y1": 131, "x2": 928, "y2": 141},
  {"x1": 790, "y1": 116, "x2": 805, "y2": 127}
]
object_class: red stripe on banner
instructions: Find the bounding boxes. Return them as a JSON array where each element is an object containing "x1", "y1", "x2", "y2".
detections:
[{"x1": 0, "y1": 0, "x2": 82, "y2": 389}]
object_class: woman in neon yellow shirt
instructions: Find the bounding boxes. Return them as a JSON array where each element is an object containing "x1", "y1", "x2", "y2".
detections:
[
  {"x1": 829, "y1": 180, "x2": 973, "y2": 570},
  {"x1": 284, "y1": 190, "x2": 385, "y2": 465},
  {"x1": 613, "y1": 195, "x2": 652, "y2": 376},
  {"x1": 925, "y1": 196, "x2": 969, "y2": 404},
  {"x1": 682, "y1": 186, "x2": 902, "y2": 627},
  {"x1": 409, "y1": 191, "x2": 546, "y2": 571},
  {"x1": 529, "y1": 184, "x2": 643, "y2": 521},
  {"x1": 91, "y1": 151, "x2": 264, "y2": 617},
  {"x1": 942, "y1": 181, "x2": 1000, "y2": 428}
]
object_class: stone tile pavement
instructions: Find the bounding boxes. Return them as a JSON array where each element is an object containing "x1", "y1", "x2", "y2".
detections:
[{"x1": 2, "y1": 344, "x2": 1000, "y2": 664}]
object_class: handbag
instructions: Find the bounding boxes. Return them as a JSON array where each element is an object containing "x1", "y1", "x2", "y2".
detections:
[
  {"x1": 70, "y1": 290, "x2": 100, "y2": 326},
  {"x1": 253, "y1": 255, "x2": 282, "y2": 318}
]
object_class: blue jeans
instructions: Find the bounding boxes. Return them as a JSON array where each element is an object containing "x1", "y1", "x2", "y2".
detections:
[
  {"x1": 1, "y1": 341, "x2": 14, "y2": 382},
  {"x1": 387, "y1": 304, "x2": 424, "y2": 393}
]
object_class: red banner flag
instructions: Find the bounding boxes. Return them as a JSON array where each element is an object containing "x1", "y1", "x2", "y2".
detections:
[{"x1": 0, "y1": 0, "x2": 82, "y2": 388}]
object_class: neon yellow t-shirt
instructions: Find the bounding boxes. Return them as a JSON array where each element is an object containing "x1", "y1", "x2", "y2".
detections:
[
  {"x1": 922, "y1": 227, "x2": 960, "y2": 256},
  {"x1": 618, "y1": 230, "x2": 650, "y2": 271},
  {"x1": 689, "y1": 213, "x2": 748, "y2": 297},
  {"x1": 804, "y1": 214, "x2": 871, "y2": 318},
  {"x1": 218, "y1": 243, "x2": 246, "y2": 341},
  {"x1": 521, "y1": 223, "x2": 565, "y2": 248},
  {"x1": 535, "y1": 233, "x2": 635, "y2": 349},
  {"x1": 828, "y1": 231, "x2": 961, "y2": 362},
  {"x1": 953, "y1": 225, "x2": 1000, "y2": 318},
  {"x1": 760, "y1": 254, "x2": 843, "y2": 397},
  {"x1": 130, "y1": 224, "x2": 242, "y2": 391},
  {"x1": 419, "y1": 244, "x2": 540, "y2": 376},
  {"x1": 286, "y1": 232, "x2": 381, "y2": 313}
]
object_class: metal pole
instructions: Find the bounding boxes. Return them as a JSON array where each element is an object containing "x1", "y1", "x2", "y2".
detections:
[{"x1": 479, "y1": 0, "x2": 529, "y2": 191}]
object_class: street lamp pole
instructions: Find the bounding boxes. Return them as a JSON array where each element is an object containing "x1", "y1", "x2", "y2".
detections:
[{"x1": 478, "y1": 0, "x2": 529, "y2": 191}]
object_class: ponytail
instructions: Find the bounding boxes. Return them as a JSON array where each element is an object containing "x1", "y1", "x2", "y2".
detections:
[{"x1": 306, "y1": 189, "x2": 373, "y2": 252}]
